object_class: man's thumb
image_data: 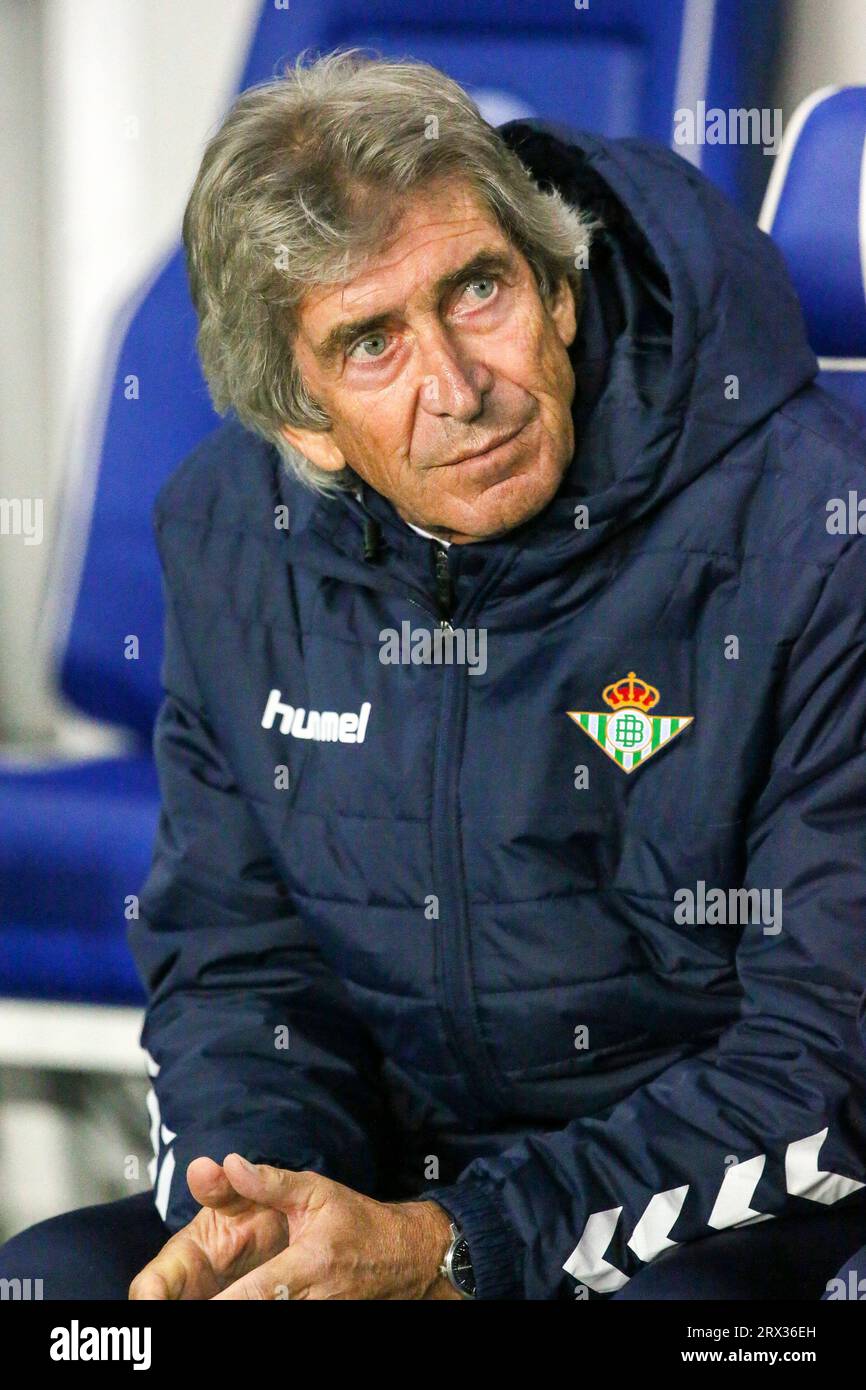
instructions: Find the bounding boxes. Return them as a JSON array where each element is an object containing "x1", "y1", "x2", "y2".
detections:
[{"x1": 221, "y1": 1154, "x2": 318, "y2": 1212}]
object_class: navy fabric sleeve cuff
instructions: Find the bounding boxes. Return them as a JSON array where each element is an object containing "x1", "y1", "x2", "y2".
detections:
[{"x1": 413, "y1": 1178, "x2": 524, "y2": 1300}]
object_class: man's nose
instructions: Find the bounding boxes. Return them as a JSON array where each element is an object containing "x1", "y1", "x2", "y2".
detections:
[{"x1": 415, "y1": 322, "x2": 493, "y2": 420}]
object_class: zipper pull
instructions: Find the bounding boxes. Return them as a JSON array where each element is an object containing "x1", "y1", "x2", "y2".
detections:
[
  {"x1": 362, "y1": 516, "x2": 383, "y2": 563},
  {"x1": 433, "y1": 543, "x2": 454, "y2": 630}
]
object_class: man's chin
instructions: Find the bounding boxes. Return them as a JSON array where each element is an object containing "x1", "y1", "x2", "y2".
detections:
[{"x1": 431, "y1": 480, "x2": 562, "y2": 543}]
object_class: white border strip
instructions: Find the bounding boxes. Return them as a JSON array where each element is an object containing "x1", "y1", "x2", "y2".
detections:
[
  {"x1": 859, "y1": 130, "x2": 866, "y2": 313},
  {"x1": 33, "y1": 245, "x2": 176, "y2": 679},
  {"x1": 670, "y1": 0, "x2": 718, "y2": 170},
  {"x1": 0, "y1": 998, "x2": 145, "y2": 1072},
  {"x1": 758, "y1": 85, "x2": 842, "y2": 233}
]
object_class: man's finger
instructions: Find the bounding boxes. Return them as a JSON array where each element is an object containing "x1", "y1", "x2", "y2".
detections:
[
  {"x1": 210, "y1": 1248, "x2": 314, "y2": 1300},
  {"x1": 186, "y1": 1155, "x2": 262, "y2": 1215},
  {"x1": 129, "y1": 1244, "x2": 191, "y2": 1301},
  {"x1": 220, "y1": 1154, "x2": 321, "y2": 1214}
]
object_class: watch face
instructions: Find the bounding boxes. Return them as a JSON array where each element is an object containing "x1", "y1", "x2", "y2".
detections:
[{"x1": 451, "y1": 1237, "x2": 476, "y2": 1297}]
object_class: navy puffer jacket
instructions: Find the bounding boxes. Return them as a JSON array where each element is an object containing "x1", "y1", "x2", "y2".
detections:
[{"x1": 129, "y1": 120, "x2": 866, "y2": 1299}]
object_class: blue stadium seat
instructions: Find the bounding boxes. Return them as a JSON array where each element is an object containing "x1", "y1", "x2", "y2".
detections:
[
  {"x1": 239, "y1": 0, "x2": 781, "y2": 213},
  {"x1": 0, "y1": 248, "x2": 214, "y2": 1005},
  {"x1": 0, "y1": 758, "x2": 160, "y2": 1002},
  {"x1": 0, "y1": 0, "x2": 781, "y2": 1005},
  {"x1": 760, "y1": 84, "x2": 866, "y2": 1307},
  {"x1": 760, "y1": 86, "x2": 866, "y2": 426}
]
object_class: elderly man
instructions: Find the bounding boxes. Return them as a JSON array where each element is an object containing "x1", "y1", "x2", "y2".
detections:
[{"x1": 3, "y1": 48, "x2": 866, "y2": 1302}]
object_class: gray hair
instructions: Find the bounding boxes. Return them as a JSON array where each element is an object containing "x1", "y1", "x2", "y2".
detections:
[{"x1": 182, "y1": 47, "x2": 597, "y2": 496}]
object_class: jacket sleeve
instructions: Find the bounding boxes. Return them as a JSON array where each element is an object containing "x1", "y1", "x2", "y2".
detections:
[
  {"x1": 425, "y1": 538, "x2": 866, "y2": 1299},
  {"x1": 128, "y1": 564, "x2": 393, "y2": 1235}
]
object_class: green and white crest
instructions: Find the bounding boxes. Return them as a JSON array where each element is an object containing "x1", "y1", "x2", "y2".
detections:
[{"x1": 567, "y1": 671, "x2": 693, "y2": 775}]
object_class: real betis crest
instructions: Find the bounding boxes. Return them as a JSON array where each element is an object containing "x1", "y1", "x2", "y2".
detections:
[{"x1": 567, "y1": 671, "x2": 693, "y2": 775}]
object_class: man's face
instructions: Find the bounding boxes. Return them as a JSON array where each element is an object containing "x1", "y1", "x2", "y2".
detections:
[{"x1": 281, "y1": 179, "x2": 578, "y2": 544}]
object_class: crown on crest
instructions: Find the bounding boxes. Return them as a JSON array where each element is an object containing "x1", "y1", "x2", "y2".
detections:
[{"x1": 602, "y1": 671, "x2": 660, "y2": 711}]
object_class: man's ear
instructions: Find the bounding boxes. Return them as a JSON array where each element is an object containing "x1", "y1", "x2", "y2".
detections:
[
  {"x1": 280, "y1": 423, "x2": 347, "y2": 473},
  {"x1": 550, "y1": 274, "x2": 578, "y2": 349}
]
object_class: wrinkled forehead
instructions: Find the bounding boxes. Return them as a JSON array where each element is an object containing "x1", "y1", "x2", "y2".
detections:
[{"x1": 296, "y1": 176, "x2": 511, "y2": 333}]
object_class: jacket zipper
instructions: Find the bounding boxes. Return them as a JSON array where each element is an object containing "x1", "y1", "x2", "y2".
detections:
[
  {"x1": 433, "y1": 545, "x2": 454, "y2": 630},
  {"x1": 425, "y1": 541, "x2": 513, "y2": 1117}
]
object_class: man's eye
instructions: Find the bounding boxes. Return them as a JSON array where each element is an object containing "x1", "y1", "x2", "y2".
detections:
[
  {"x1": 348, "y1": 333, "x2": 388, "y2": 361},
  {"x1": 463, "y1": 276, "x2": 497, "y2": 303}
]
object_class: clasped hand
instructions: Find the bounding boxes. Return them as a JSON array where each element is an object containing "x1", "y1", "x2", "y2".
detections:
[{"x1": 128, "y1": 1153, "x2": 462, "y2": 1300}]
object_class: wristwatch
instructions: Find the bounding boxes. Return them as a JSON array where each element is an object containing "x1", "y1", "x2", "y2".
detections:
[{"x1": 439, "y1": 1220, "x2": 476, "y2": 1299}]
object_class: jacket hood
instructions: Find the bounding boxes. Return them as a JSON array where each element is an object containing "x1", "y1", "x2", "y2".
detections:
[{"x1": 279, "y1": 119, "x2": 819, "y2": 606}]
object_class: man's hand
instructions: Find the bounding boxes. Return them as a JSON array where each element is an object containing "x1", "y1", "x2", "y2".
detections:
[
  {"x1": 209, "y1": 1155, "x2": 460, "y2": 1299},
  {"x1": 128, "y1": 1155, "x2": 292, "y2": 1300},
  {"x1": 129, "y1": 1153, "x2": 463, "y2": 1300}
]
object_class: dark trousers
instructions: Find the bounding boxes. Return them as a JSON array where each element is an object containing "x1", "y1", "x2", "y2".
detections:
[
  {"x1": 0, "y1": 1192, "x2": 167, "y2": 1300},
  {"x1": 2, "y1": 1190, "x2": 866, "y2": 1299},
  {"x1": 611, "y1": 1200, "x2": 866, "y2": 1300}
]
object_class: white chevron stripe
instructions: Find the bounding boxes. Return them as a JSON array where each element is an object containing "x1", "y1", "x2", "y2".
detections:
[
  {"x1": 562, "y1": 1207, "x2": 629, "y2": 1293},
  {"x1": 563, "y1": 1126, "x2": 866, "y2": 1294},
  {"x1": 143, "y1": 1048, "x2": 177, "y2": 1207},
  {"x1": 707, "y1": 1154, "x2": 774, "y2": 1229},
  {"x1": 145, "y1": 1087, "x2": 160, "y2": 1186},
  {"x1": 628, "y1": 1184, "x2": 689, "y2": 1262},
  {"x1": 144, "y1": 1049, "x2": 162, "y2": 1187},
  {"x1": 786, "y1": 1129, "x2": 866, "y2": 1204},
  {"x1": 155, "y1": 1146, "x2": 176, "y2": 1222}
]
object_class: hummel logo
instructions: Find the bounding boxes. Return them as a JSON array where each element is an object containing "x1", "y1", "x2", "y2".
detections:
[{"x1": 262, "y1": 689, "x2": 371, "y2": 744}]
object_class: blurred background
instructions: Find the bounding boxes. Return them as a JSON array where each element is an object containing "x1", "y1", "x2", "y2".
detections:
[{"x1": 2, "y1": 0, "x2": 866, "y2": 1242}]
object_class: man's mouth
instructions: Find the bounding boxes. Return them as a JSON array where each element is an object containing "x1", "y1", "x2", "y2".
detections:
[{"x1": 442, "y1": 422, "x2": 527, "y2": 469}]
